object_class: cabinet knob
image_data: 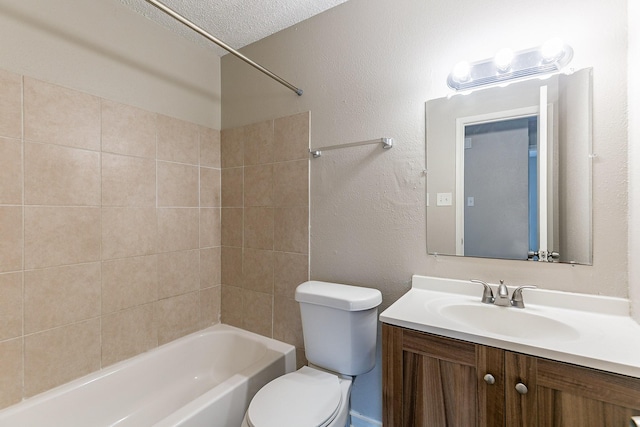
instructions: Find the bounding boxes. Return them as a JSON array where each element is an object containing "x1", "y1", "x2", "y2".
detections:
[
  {"x1": 483, "y1": 374, "x2": 496, "y2": 385},
  {"x1": 515, "y1": 382, "x2": 528, "y2": 394}
]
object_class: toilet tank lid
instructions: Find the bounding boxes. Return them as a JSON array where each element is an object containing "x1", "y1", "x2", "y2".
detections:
[{"x1": 295, "y1": 281, "x2": 382, "y2": 311}]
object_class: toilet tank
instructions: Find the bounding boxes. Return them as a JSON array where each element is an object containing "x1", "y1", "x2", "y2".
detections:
[{"x1": 295, "y1": 281, "x2": 382, "y2": 376}]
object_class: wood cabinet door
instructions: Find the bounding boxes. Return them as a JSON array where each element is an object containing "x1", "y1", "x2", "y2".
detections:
[
  {"x1": 383, "y1": 325, "x2": 640, "y2": 427},
  {"x1": 504, "y1": 352, "x2": 537, "y2": 426},
  {"x1": 534, "y1": 358, "x2": 640, "y2": 427},
  {"x1": 384, "y1": 325, "x2": 478, "y2": 426},
  {"x1": 477, "y1": 345, "x2": 506, "y2": 427}
]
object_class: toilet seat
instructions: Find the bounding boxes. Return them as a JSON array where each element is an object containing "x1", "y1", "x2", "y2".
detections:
[{"x1": 246, "y1": 366, "x2": 342, "y2": 427}]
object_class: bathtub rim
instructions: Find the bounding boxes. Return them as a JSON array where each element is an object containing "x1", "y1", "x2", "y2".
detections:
[{"x1": 0, "y1": 323, "x2": 296, "y2": 421}]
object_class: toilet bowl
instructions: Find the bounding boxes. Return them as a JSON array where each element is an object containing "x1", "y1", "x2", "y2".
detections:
[
  {"x1": 241, "y1": 281, "x2": 382, "y2": 427},
  {"x1": 241, "y1": 366, "x2": 352, "y2": 427}
]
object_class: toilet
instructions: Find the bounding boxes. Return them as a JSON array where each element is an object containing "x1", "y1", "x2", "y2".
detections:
[{"x1": 241, "y1": 280, "x2": 382, "y2": 427}]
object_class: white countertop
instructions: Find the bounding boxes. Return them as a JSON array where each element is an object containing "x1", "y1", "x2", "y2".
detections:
[{"x1": 379, "y1": 275, "x2": 640, "y2": 378}]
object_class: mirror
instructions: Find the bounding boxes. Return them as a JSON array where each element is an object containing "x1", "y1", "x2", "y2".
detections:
[{"x1": 426, "y1": 68, "x2": 593, "y2": 264}]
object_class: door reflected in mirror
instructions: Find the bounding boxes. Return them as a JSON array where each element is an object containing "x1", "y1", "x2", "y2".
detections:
[
  {"x1": 426, "y1": 68, "x2": 592, "y2": 264},
  {"x1": 461, "y1": 116, "x2": 537, "y2": 260}
]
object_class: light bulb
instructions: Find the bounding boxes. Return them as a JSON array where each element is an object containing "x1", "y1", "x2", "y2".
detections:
[
  {"x1": 452, "y1": 61, "x2": 470, "y2": 83},
  {"x1": 494, "y1": 48, "x2": 514, "y2": 72},
  {"x1": 541, "y1": 38, "x2": 565, "y2": 62}
]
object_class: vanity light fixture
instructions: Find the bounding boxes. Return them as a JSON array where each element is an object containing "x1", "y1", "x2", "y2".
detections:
[{"x1": 447, "y1": 39, "x2": 573, "y2": 91}]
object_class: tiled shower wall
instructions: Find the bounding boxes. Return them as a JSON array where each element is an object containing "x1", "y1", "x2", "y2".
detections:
[
  {"x1": 220, "y1": 112, "x2": 310, "y2": 364},
  {"x1": 0, "y1": 68, "x2": 221, "y2": 408}
]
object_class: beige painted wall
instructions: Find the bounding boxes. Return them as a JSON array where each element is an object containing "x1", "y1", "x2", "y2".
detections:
[
  {"x1": 222, "y1": 0, "x2": 629, "y2": 420},
  {"x1": 222, "y1": 0, "x2": 628, "y2": 301},
  {"x1": 629, "y1": 0, "x2": 640, "y2": 323},
  {"x1": 0, "y1": 0, "x2": 221, "y2": 128}
]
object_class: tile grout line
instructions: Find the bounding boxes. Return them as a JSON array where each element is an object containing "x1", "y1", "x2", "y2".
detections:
[{"x1": 21, "y1": 73, "x2": 26, "y2": 402}]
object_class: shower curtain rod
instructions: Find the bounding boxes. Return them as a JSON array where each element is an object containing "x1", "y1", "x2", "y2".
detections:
[{"x1": 143, "y1": 0, "x2": 303, "y2": 96}]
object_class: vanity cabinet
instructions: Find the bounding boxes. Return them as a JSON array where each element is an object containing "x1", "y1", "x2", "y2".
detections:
[{"x1": 382, "y1": 324, "x2": 640, "y2": 427}]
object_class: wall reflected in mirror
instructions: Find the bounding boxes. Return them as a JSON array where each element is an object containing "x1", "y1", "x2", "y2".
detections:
[{"x1": 426, "y1": 68, "x2": 593, "y2": 265}]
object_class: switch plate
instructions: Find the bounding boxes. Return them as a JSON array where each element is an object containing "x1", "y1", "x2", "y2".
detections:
[
  {"x1": 467, "y1": 196, "x2": 474, "y2": 206},
  {"x1": 437, "y1": 192, "x2": 452, "y2": 206}
]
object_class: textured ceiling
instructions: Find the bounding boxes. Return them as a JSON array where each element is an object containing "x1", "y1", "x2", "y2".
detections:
[{"x1": 120, "y1": 0, "x2": 349, "y2": 56}]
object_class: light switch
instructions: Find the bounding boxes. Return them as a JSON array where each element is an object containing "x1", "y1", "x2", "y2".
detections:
[
  {"x1": 467, "y1": 196, "x2": 474, "y2": 206},
  {"x1": 437, "y1": 192, "x2": 452, "y2": 206}
]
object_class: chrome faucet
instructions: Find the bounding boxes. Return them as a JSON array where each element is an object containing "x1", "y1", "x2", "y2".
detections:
[
  {"x1": 471, "y1": 279, "x2": 494, "y2": 304},
  {"x1": 510, "y1": 285, "x2": 537, "y2": 308},
  {"x1": 495, "y1": 280, "x2": 510, "y2": 306},
  {"x1": 471, "y1": 279, "x2": 537, "y2": 308}
]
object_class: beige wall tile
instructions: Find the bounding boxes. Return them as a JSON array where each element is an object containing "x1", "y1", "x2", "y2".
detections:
[
  {"x1": 244, "y1": 164, "x2": 273, "y2": 207},
  {"x1": 102, "y1": 153, "x2": 156, "y2": 207},
  {"x1": 102, "y1": 255, "x2": 158, "y2": 314},
  {"x1": 155, "y1": 292, "x2": 200, "y2": 345},
  {"x1": 0, "y1": 137, "x2": 22, "y2": 204},
  {"x1": 24, "y1": 142, "x2": 101, "y2": 206},
  {"x1": 221, "y1": 247, "x2": 242, "y2": 287},
  {"x1": 244, "y1": 207, "x2": 274, "y2": 250},
  {"x1": 273, "y1": 160, "x2": 309, "y2": 207},
  {"x1": 199, "y1": 286, "x2": 221, "y2": 327},
  {"x1": 25, "y1": 207, "x2": 100, "y2": 269},
  {"x1": 221, "y1": 285, "x2": 243, "y2": 328},
  {"x1": 0, "y1": 70, "x2": 226, "y2": 406},
  {"x1": 244, "y1": 120, "x2": 274, "y2": 166},
  {"x1": 0, "y1": 338, "x2": 22, "y2": 409},
  {"x1": 243, "y1": 248, "x2": 274, "y2": 294},
  {"x1": 273, "y1": 112, "x2": 309, "y2": 162},
  {"x1": 295, "y1": 349, "x2": 308, "y2": 370},
  {"x1": 158, "y1": 250, "x2": 200, "y2": 299},
  {"x1": 274, "y1": 295, "x2": 304, "y2": 348},
  {"x1": 157, "y1": 161, "x2": 199, "y2": 208},
  {"x1": 101, "y1": 304, "x2": 157, "y2": 367},
  {"x1": 157, "y1": 115, "x2": 199, "y2": 165},
  {"x1": 0, "y1": 207, "x2": 22, "y2": 273},
  {"x1": 157, "y1": 208, "x2": 200, "y2": 253},
  {"x1": 0, "y1": 69, "x2": 22, "y2": 139},
  {"x1": 274, "y1": 207, "x2": 309, "y2": 254},
  {"x1": 200, "y1": 208, "x2": 221, "y2": 249},
  {"x1": 101, "y1": 100, "x2": 157, "y2": 159},
  {"x1": 24, "y1": 78, "x2": 100, "y2": 151},
  {"x1": 220, "y1": 127, "x2": 244, "y2": 168},
  {"x1": 242, "y1": 289, "x2": 272, "y2": 338},
  {"x1": 274, "y1": 252, "x2": 309, "y2": 297},
  {"x1": 216, "y1": 113, "x2": 310, "y2": 351},
  {"x1": 221, "y1": 167, "x2": 243, "y2": 207},
  {"x1": 221, "y1": 208, "x2": 243, "y2": 247},
  {"x1": 200, "y1": 247, "x2": 221, "y2": 289},
  {"x1": 200, "y1": 167, "x2": 221, "y2": 207},
  {"x1": 102, "y1": 207, "x2": 157, "y2": 260},
  {"x1": 200, "y1": 127, "x2": 220, "y2": 168},
  {"x1": 24, "y1": 263, "x2": 101, "y2": 334},
  {"x1": 24, "y1": 319, "x2": 101, "y2": 397},
  {"x1": 0, "y1": 272, "x2": 22, "y2": 341}
]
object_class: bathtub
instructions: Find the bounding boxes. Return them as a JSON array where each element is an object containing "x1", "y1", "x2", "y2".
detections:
[{"x1": 0, "y1": 324, "x2": 296, "y2": 427}]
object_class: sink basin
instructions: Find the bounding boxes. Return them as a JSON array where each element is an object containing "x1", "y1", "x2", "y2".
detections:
[{"x1": 432, "y1": 301, "x2": 580, "y2": 341}]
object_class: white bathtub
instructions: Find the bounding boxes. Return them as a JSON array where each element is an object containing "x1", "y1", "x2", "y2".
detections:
[{"x1": 0, "y1": 324, "x2": 296, "y2": 427}]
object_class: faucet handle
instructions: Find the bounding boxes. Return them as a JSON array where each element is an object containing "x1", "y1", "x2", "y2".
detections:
[
  {"x1": 510, "y1": 285, "x2": 537, "y2": 308},
  {"x1": 471, "y1": 279, "x2": 495, "y2": 304}
]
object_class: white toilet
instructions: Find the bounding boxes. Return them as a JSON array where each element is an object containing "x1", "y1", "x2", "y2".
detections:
[{"x1": 241, "y1": 280, "x2": 382, "y2": 427}]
